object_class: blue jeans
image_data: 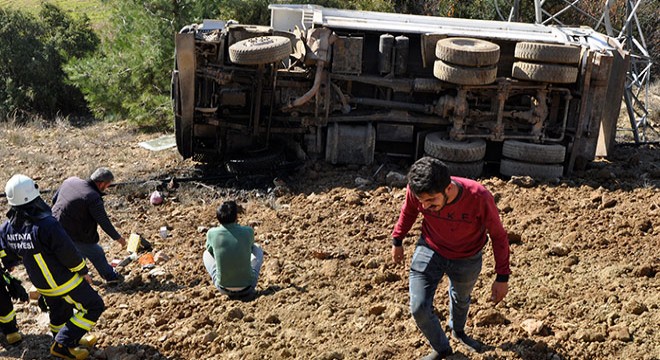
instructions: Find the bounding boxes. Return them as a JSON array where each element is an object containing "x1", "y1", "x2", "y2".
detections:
[
  {"x1": 409, "y1": 238, "x2": 482, "y2": 353},
  {"x1": 74, "y1": 242, "x2": 117, "y2": 281},
  {"x1": 203, "y1": 244, "x2": 264, "y2": 297}
]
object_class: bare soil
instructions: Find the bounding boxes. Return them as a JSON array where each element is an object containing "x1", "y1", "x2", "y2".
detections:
[{"x1": 0, "y1": 120, "x2": 658, "y2": 360}]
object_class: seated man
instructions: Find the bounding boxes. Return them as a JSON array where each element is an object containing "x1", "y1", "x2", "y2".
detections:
[{"x1": 203, "y1": 201, "x2": 263, "y2": 298}]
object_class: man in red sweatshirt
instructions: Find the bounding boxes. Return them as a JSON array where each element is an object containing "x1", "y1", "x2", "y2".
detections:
[{"x1": 391, "y1": 156, "x2": 510, "y2": 360}]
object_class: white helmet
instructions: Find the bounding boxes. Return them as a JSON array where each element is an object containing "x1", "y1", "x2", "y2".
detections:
[{"x1": 5, "y1": 174, "x2": 40, "y2": 206}]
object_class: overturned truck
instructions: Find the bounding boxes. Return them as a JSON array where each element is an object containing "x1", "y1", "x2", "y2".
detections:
[{"x1": 173, "y1": 4, "x2": 628, "y2": 178}]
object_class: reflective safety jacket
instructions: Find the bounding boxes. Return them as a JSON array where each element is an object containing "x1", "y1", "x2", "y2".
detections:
[{"x1": 0, "y1": 216, "x2": 88, "y2": 297}]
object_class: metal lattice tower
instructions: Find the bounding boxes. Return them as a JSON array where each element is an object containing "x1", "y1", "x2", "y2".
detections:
[{"x1": 500, "y1": 0, "x2": 655, "y2": 143}]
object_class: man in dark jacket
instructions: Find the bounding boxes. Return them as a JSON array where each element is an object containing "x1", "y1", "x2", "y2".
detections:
[
  {"x1": 1, "y1": 174, "x2": 104, "y2": 359},
  {"x1": 52, "y1": 168, "x2": 126, "y2": 284}
]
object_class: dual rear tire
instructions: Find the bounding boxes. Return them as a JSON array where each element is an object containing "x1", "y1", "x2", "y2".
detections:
[
  {"x1": 425, "y1": 135, "x2": 566, "y2": 179},
  {"x1": 511, "y1": 42, "x2": 581, "y2": 84},
  {"x1": 433, "y1": 37, "x2": 500, "y2": 86},
  {"x1": 424, "y1": 132, "x2": 486, "y2": 179},
  {"x1": 499, "y1": 140, "x2": 565, "y2": 178}
]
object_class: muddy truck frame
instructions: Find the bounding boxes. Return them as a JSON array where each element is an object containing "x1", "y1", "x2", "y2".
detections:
[{"x1": 172, "y1": 4, "x2": 628, "y2": 178}]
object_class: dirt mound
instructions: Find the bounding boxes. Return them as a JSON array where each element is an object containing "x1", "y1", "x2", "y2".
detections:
[{"x1": 0, "y1": 121, "x2": 658, "y2": 360}]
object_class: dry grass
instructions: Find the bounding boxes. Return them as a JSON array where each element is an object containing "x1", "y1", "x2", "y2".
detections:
[
  {"x1": 615, "y1": 78, "x2": 660, "y2": 143},
  {"x1": 0, "y1": 0, "x2": 110, "y2": 28},
  {"x1": 0, "y1": 117, "x2": 184, "y2": 196},
  {"x1": 649, "y1": 79, "x2": 660, "y2": 126}
]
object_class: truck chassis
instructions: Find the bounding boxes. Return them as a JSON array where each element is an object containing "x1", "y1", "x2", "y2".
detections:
[{"x1": 173, "y1": 4, "x2": 628, "y2": 178}]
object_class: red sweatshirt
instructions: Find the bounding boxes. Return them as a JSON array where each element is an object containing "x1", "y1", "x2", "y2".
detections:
[{"x1": 392, "y1": 177, "x2": 511, "y2": 276}]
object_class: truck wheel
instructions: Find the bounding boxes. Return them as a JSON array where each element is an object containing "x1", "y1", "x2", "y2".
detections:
[
  {"x1": 500, "y1": 159, "x2": 564, "y2": 179},
  {"x1": 502, "y1": 140, "x2": 566, "y2": 164},
  {"x1": 424, "y1": 132, "x2": 487, "y2": 162},
  {"x1": 174, "y1": 115, "x2": 192, "y2": 158},
  {"x1": 512, "y1": 61, "x2": 578, "y2": 83},
  {"x1": 225, "y1": 146, "x2": 285, "y2": 175},
  {"x1": 228, "y1": 36, "x2": 291, "y2": 65},
  {"x1": 435, "y1": 37, "x2": 500, "y2": 67},
  {"x1": 514, "y1": 42, "x2": 581, "y2": 65},
  {"x1": 174, "y1": 33, "x2": 196, "y2": 159},
  {"x1": 433, "y1": 60, "x2": 497, "y2": 85},
  {"x1": 172, "y1": 68, "x2": 192, "y2": 158},
  {"x1": 444, "y1": 160, "x2": 484, "y2": 179}
]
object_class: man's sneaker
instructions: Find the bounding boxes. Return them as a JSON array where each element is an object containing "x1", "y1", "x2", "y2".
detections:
[
  {"x1": 451, "y1": 330, "x2": 483, "y2": 353},
  {"x1": 6, "y1": 332, "x2": 22, "y2": 345},
  {"x1": 420, "y1": 348, "x2": 453, "y2": 360},
  {"x1": 79, "y1": 334, "x2": 98, "y2": 347},
  {"x1": 105, "y1": 272, "x2": 124, "y2": 285},
  {"x1": 50, "y1": 341, "x2": 89, "y2": 360}
]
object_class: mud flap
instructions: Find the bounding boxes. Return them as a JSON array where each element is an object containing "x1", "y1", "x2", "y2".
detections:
[{"x1": 175, "y1": 33, "x2": 196, "y2": 158}]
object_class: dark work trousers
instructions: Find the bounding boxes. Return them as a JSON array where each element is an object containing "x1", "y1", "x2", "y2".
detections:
[
  {"x1": 0, "y1": 286, "x2": 18, "y2": 335},
  {"x1": 45, "y1": 281, "x2": 104, "y2": 347}
]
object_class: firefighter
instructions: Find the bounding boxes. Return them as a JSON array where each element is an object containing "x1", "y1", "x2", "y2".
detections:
[
  {"x1": 0, "y1": 263, "x2": 24, "y2": 345},
  {"x1": 0, "y1": 174, "x2": 104, "y2": 360}
]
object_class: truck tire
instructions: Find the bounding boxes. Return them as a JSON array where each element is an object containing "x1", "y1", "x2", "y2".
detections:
[
  {"x1": 225, "y1": 147, "x2": 285, "y2": 174},
  {"x1": 500, "y1": 159, "x2": 564, "y2": 179},
  {"x1": 444, "y1": 160, "x2": 484, "y2": 179},
  {"x1": 172, "y1": 70, "x2": 191, "y2": 158},
  {"x1": 511, "y1": 61, "x2": 578, "y2": 83},
  {"x1": 229, "y1": 36, "x2": 291, "y2": 65},
  {"x1": 424, "y1": 132, "x2": 487, "y2": 162},
  {"x1": 435, "y1": 37, "x2": 500, "y2": 67},
  {"x1": 502, "y1": 140, "x2": 566, "y2": 164},
  {"x1": 514, "y1": 42, "x2": 581, "y2": 65},
  {"x1": 433, "y1": 60, "x2": 497, "y2": 85},
  {"x1": 174, "y1": 115, "x2": 192, "y2": 158},
  {"x1": 172, "y1": 37, "x2": 194, "y2": 159}
]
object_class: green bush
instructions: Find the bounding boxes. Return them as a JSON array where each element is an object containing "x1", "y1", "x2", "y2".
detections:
[
  {"x1": 65, "y1": 0, "x2": 227, "y2": 130},
  {"x1": 0, "y1": 5, "x2": 98, "y2": 121},
  {"x1": 65, "y1": 1, "x2": 169, "y2": 128}
]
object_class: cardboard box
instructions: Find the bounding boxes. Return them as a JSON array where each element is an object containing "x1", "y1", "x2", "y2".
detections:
[{"x1": 127, "y1": 233, "x2": 141, "y2": 253}]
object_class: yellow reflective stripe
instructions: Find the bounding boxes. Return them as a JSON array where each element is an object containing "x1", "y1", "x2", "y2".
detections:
[
  {"x1": 37, "y1": 274, "x2": 83, "y2": 297},
  {"x1": 0, "y1": 310, "x2": 16, "y2": 323},
  {"x1": 50, "y1": 323, "x2": 64, "y2": 332},
  {"x1": 34, "y1": 253, "x2": 58, "y2": 288},
  {"x1": 71, "y1": 313, "x2": 94, "y2": 331},
  {"x1": 63, "y1": 295, "x2": 95, "y2": 331},
  {"x1": 64, "y1": 295, "x2": 85, "y2": 313},
  {"x1": 69, "y1": 259, "x2": 86, "y2": 273},
  {"x1": 0, "y1": 250, "x2": 6, "y2": 257}
]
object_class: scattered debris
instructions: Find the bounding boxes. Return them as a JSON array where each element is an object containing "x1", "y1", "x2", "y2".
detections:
[
  {"x1": 138, "y1": 135, "x2": 176, "y2": 151},
  {"x1": 150, "y1": 190, "x2": 164, "y2": 205},
  {"x1": 385, "y1": 171, "x2": 407, "y2": 188}
]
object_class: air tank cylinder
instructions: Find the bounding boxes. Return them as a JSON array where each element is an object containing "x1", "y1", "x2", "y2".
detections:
[
  {"x1": 378, "y1": 34, "x2": 394, "y2": 74},
  {"x1": 394, "y1": 35, "x2": 409, "y2": 76}
]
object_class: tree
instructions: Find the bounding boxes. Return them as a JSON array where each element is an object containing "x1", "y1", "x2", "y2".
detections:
[{"x1": 0, "y1": 5, "x2": 98, "y2": 121}]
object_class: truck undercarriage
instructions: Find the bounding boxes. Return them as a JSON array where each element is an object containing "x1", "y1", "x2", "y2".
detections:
[{"x1": 173, "y1": 5, "x2": 628, "y2": 178}]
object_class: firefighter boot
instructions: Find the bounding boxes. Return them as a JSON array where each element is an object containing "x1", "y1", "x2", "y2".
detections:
[
  {"x1": 79, "y1": 333, "x2": 98, "y2": 347},
  {"x1": 50, "y1": 341, "x2": 89, "y2": 360},
  {"x1": 6, "y1": 332, "x2": 22, "y2": 345}
]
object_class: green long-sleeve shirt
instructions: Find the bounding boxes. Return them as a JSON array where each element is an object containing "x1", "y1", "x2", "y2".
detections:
[{"x1": 205, "y1": 223, "x2": 254, "y2": 288}]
